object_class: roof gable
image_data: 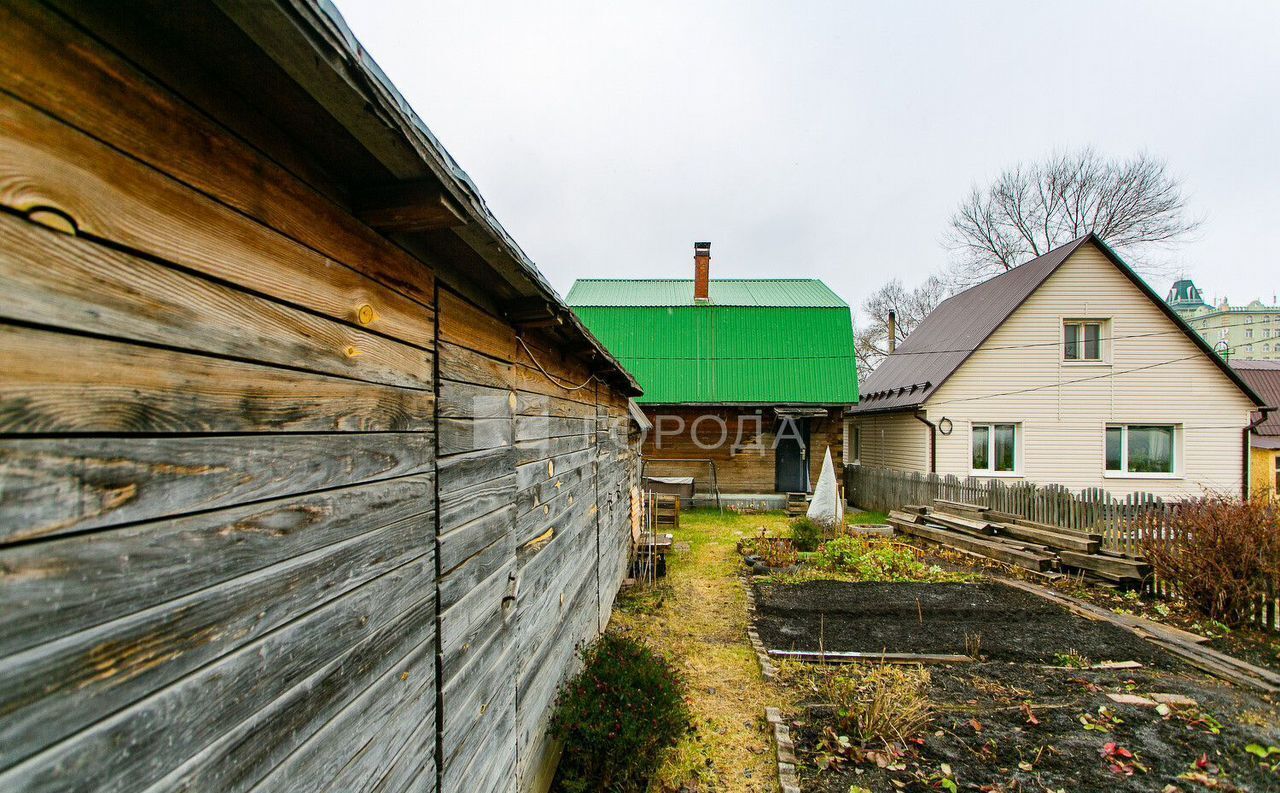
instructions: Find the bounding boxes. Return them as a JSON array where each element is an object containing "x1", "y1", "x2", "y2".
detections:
[
  {"x1": 569, "y1": 280, "x2": 859, "y2": 404},
  {"x1": 854, "y1": 235, "x2": 1264, "y2": 413}
]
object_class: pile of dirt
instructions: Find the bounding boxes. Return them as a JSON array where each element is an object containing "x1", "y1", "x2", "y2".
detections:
[{"x1": 754, "y1": 581, "x2": 1173, "y2": 666}]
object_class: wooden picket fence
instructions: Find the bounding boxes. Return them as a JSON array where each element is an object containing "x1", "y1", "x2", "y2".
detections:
[{"x1": 844, "y1": 464, "x2": 1279, "y2": 632}]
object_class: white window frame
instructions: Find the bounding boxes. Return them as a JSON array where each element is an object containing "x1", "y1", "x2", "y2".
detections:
[
  {"x1": 1103, "y1": 423, "x2": 1181, "y2": 479},
  {"x1": 970, "y1": 422, "x2": 1022, "y2": 477},
  {"x1": 1061, "y1": 318, "x2": 1110, "y2": 364}
]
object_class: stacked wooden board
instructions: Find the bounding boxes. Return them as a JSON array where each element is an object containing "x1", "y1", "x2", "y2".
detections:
[{"x1": 888, "y1": 500, "x2": 1151, "y2": 585}]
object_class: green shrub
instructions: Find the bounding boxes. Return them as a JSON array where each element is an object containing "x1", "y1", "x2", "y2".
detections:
[
  {"x1": 790, "y1": 517, "x2": 822, "y2": 552},
  {"x1": 552, "y1": 634, "x2": 689, "y2": 792},
  {"x1": 813, "y1": 536, "x2": 927, "y2": 581}
]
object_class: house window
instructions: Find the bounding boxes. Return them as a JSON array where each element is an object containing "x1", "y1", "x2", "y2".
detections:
[
  {"x1": 1105, "y1": 425, "x2": 1176, "y2": 475},
  {"x1": 852, "y1": 426, "x2": 862, "y2": 463},
  {"x1": 1245, "y1": 328, "x2": 1254, "y2": 339},
  {"x1": 972, "y1": 423, "x2": 1018, "y2": 474},
  {"x1": 1063, "y1": 320, "x2": 1104, "y2": 361}
]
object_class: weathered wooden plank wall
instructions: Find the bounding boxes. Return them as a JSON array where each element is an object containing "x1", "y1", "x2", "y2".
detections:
[
  {"x1": 0, "y1": 2, "x2": 639, "y2": 791},
  {"x1": 0, "y1": 2, "x2": 441, "y2": 790},
  {"x1": 436, "y1": 290, "x2": 640, "y2": 792}
]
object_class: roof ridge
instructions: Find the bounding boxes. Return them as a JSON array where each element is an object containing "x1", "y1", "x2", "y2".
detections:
[{"x1": 939, "y1": 234, "x2": 1093, "y2": 304}]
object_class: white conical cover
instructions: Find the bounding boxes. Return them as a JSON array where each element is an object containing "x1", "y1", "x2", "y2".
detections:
[{"x1": 806, "y1": 446, "x2": 842, "y2": 528}]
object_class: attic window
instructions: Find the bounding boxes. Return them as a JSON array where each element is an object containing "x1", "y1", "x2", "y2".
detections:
[{"x1": 1064, "y1": 319, "x2": 1106, "y2": 362}]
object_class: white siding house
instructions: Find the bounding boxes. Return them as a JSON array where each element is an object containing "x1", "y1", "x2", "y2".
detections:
[{"x1": 850, "y1": 235, "x2": 1264, "y2": 499}]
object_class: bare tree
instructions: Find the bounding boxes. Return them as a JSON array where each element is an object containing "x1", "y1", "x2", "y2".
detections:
[
  {"x1": 944, "y1": 148, "x2": 1200, "y2": 287},
  {"x1": 855, "y1": 275, "x2": 950, "y2": 374}
]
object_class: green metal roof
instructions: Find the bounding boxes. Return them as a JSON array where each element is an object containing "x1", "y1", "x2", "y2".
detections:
[
  {"x1": 566, "y1": 278, "x2": 847, "y2": 307},
  {"x1": 567, "y1": 281, "x2": 859, "y2": 405}
]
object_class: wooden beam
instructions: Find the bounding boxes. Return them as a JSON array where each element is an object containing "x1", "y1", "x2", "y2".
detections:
[
  {"x1": 502, "y1": 298, "x2": 563, "y2": 328},
  {"x1": 356, "y1": 179, "x2": 467, "y2": 232},
  {"x1": 891, "y1": 519, "x2": 1058, "y2": 571}
]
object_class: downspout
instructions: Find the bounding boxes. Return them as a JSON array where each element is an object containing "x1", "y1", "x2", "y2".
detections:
[
  {"x1": 913, "y1": 410, "x2": 937, "y2": 474},
  {"x1": 1243, "y1": 406, "x2": 1276, "y2": 500}
]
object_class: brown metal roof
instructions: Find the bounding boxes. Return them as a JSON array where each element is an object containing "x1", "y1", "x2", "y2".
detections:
[
  {"x1": 852, "y1": 234, "x2": 1265, "y2": 414},
  {"x1": 853, "y1": 237, "x2": 1089, "y2": 413},
  {"x1": 1232, "y1": 360, "x2": 1280, "y2": 437}
]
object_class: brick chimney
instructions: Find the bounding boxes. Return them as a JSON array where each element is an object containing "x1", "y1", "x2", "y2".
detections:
[{"x1": 693, "y1": 241, "x2": 711, "y2": 303}]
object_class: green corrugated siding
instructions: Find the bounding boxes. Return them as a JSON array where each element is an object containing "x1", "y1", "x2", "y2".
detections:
[
  {"x1": 566, "y1": 279, "x2": 847, "y2": 307},
  {"x1": 572, "y1": 305, "x2": 859, "y2": 404}
]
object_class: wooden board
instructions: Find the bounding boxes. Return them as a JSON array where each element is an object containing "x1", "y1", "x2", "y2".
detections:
[
  {"x1": 1058, "y1": 551, "x2": 1150, "y2": 583},
  {"x1": 0, "y1": 324, "x2": 433, "y2": 434},
  {"x1": 926, "y1": 511, "x2": 997, "y2": 536},
  {"x1": 0, "y1": 515, "x2": 429, "y2": 770},
  {"x1": 767, "y1": 649, "x2": 974, "y2": 665},
  {"x1": 0, "y1": 93, "x2": 433, "y2": 348},
  {"x1": 0, "y1": 561, "x2": 435, "y2": 793},
  {"x1": 0, "y1": 474, "x2": 435, "y2": 657},
  {"x1": 994, "y1": 522, "x2": 1101, "y2": 554},
  {"x1": 891, "y1": 519, "x2": 1058, "y2": 572},
  {"x1": 0, "y1": 1, "x2": 436, "y2": 307},
  {"x1": 0, "y1": 433, "x2": 434, "y2": 544}
]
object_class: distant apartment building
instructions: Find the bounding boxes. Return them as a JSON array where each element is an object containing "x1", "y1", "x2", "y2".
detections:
[{"x1": 1165, "y1": 278, "x2": 1280, "y2": 361}]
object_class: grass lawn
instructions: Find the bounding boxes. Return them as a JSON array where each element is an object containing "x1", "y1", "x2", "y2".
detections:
[{"x1": 608, "y1": 507, "x2": 886, "y2": 792}]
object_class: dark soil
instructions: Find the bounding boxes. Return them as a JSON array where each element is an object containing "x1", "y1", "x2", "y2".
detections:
[
  {"x1": 1048, "y1": 578, "x2": 1280, "y2": 674},
  {"x1": 759, "y1": 579, "x2": 1280, "y2": 791},
  {"x1": 904, "y1": 537, "x2": 1280, "y2": 674},
  {"x1": 790, "y1": 661, "x2": 1280, "y2": 793},
  {"x1": 755, "y1": 581, "x2": 1176, "y2": 667}
]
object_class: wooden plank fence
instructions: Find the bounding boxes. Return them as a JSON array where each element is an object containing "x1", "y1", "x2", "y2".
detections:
[{"x1": 845, "y1": 465, "x2": 1279, "y2": 632}]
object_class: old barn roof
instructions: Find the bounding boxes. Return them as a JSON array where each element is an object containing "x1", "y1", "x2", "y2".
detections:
[
  {"x1": 853, "y1": 234, "x2": 1264, "y2": 414},
  {"x1": 567, "y1": 279, "x2": 858, "y2": 405}
]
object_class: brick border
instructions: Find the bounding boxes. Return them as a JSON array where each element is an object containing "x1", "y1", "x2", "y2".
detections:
[
  {"x1": 741, "y1": 574, "x2": 777, "y2": 681},
  {"x1": 742, "y1": 574, "x2": 799, "y2": 791},
  {"x1": 765, "y1": 707, "x2": 800, "y2": 793}
]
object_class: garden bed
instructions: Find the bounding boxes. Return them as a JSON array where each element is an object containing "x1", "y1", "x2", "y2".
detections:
[
  {"x1": 754, "y1": 581, "x2": 1176, "y2": 667},
  {"x1": 786, "y1": 659, "x2": 1280, "y2": 792},
  {"x1": 756, "y1": 580, "x2": 1280, "y2": 791}
]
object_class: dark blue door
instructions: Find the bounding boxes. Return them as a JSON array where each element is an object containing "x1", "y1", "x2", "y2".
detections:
[{"x1": 774, "y1": 417, "x2": 810, "y2": 492}]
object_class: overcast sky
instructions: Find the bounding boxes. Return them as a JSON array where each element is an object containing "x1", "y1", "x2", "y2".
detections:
[{"x1": 335, "y1": 1, "x2": 1280, "y2": 319}]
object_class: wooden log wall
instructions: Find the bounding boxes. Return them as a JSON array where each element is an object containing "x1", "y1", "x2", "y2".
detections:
[
  {"x1": 0, "y1": 3, "x2": 639, "y2": 792},
  {"x1": 640, "y1": 406, "x2": 845, "y2": 493}
]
